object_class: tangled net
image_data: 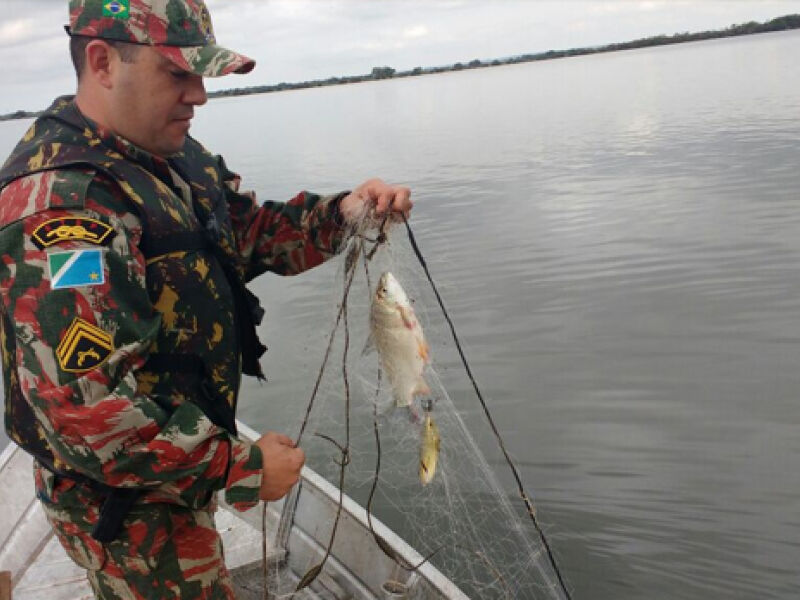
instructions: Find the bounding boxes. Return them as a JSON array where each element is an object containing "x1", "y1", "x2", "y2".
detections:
[{"x1": 260, "y1": 215, "x2": 571, "y2": 600}]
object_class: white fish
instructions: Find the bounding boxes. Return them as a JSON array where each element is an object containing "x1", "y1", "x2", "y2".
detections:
[{"x1": 369, "y1": 272, "x2": 431, "y2": 407}]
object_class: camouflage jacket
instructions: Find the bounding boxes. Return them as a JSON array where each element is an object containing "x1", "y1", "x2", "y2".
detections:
[{"x1": 0, "y1": 96, "x2": 348, "y2": 511}]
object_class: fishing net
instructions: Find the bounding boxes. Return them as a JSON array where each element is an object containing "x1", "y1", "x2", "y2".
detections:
[{"x1": 256, "y1": 218, "x2": 570, "y2": 600}]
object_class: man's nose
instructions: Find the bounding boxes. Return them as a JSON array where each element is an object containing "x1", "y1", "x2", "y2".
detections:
[{"x1": 184, "y1": 75, "x2": 208, "y2": 106}]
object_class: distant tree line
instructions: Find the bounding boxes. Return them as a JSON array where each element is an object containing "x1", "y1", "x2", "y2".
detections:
[
  {"x1": 206, "y1": 14, "x2": 800, "y2": 99},
  {"x1": 2, "y1": 14, "x2": 799, "y2": 119}
]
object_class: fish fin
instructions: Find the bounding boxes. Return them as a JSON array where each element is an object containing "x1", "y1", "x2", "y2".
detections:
[
  {"x1": 362, "y1": 331, "x2": 375, "y2": 356},
  {"x1": 398, "y1": 305, "x2": 415, "y2": 330},
  {"x1": 417, "y1": 340, "x2": 430, "y2": 363}
]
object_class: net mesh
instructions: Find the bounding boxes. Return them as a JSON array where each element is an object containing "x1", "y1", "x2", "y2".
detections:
[{"x1": 262, "y1": 224, "x2": 569, "y2": 599}]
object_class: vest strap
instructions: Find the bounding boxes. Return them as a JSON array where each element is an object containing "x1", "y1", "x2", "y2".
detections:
[
  {"x1": 31, "y1": 454, "x2": 136, "y2": 543},
  {"x1": 92, "y1": 488, "x2": 141, "y2": 543}
]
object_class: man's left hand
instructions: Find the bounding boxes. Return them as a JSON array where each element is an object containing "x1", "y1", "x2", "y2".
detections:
[{"x1": 339, "y1": 178, "x2": 412, "y2": 225}]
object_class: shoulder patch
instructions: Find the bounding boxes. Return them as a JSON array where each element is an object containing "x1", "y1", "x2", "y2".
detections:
[
  {"x1": 32, "y1": 217, "x2": 115, "y2": 249},
  {"x1": 48, "y1": 249, "x2": 106, "y2": 290},
  {"x1": 56, "y1": 318, "x2": 114, "y2": 374}
]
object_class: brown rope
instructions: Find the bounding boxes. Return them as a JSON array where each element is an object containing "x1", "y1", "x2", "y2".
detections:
[{"x1": 288, "y1": 217, "x2": 392, "y2": 594}]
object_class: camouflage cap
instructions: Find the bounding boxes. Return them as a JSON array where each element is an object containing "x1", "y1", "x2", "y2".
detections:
[{"x1": 67, "y1": 0, "x2": 255, "y2": 77}]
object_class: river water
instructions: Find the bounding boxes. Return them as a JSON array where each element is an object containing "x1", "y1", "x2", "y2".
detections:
[{"x1": 2, "y1": 30, "x2": 799, "y2": 599}]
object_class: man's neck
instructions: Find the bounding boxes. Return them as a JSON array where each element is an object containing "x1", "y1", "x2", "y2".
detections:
[{"x1": 74, "y1": 86, "x2": 111, "y2": 135}]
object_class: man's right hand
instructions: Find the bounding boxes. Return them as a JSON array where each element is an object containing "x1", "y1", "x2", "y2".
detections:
[{"x1": 254, "y1": 432, "x2": 305, "y2": 501}]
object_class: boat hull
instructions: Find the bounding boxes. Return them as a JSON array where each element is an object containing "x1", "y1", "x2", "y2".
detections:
[{"x1": 0, "y1": 421, "x2": 467, "y2": 599}]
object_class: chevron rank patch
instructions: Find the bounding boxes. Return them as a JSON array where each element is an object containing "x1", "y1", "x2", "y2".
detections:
[
  {"x1": 57, "y1": 318, "x2": 114, "y2": 373},
  {"x1": 48, "y1": 249, "x2": 105, "y2": 290},
  {"x1": 32, "y1": 217, "x2": 115, "y2": 249}
]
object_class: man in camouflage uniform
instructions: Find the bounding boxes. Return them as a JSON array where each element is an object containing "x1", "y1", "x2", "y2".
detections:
[{"x1": 0, "y1": 1, "x2": 412, "y2": 598}]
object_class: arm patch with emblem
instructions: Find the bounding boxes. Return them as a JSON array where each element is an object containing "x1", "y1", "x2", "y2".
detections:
[
  {"x1": 56, "y1": 317, "x2": 114, "y2": 373},
  {"x1": 32, "y1": 217, "x2": 115, "y2": 249}
]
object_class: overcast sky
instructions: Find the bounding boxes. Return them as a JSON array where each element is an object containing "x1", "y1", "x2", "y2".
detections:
[{"x1": 1, "y1": 0, "x2": 798, "y2": 114}]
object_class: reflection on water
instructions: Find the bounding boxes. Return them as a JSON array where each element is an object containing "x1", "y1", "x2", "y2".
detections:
[{"x1": 2, "y1": 30, "x2": 799, "y2": 599}]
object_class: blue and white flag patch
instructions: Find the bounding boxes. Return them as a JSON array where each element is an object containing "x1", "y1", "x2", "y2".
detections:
[{"x1": 48, "y1": 249, "x2": 105, "y2": 290}]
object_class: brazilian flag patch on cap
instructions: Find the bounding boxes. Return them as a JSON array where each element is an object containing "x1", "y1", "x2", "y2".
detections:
[{"x1": 103, "y1": 0, "x2": 130, "y2": 19}]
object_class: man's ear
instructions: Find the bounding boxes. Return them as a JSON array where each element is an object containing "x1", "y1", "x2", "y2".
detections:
[{"x1": 84, "y1": 40, "x2": 116, "y2": 89}]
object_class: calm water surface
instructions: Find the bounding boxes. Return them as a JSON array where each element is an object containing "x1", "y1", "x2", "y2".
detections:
[{"x1": 2, "y1": 31, "x2": 799, "y2": 599}]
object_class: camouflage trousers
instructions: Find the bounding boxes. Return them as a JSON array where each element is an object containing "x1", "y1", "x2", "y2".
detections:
[{"x1": 37, "y1": 468, "x2": 236, "y2": 599}]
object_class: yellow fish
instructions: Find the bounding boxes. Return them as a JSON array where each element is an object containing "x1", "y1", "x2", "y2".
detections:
[
  {"x1": 369, "y1": 272, "x2": 431, "y2": 408},
  {"x1": 419, "y1": 411, "x2": 441, "y2": 485}
]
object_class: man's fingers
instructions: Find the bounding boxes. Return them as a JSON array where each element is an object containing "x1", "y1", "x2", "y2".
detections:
[
  {"x1": 391, "y1": 187, "x2": 412, "y2": 216},
  {"x1": 375, "y1": 188, "x2": 393, "y2": 215},
  {"x1": 292, "y1": 447, "x2": 306, "y2": 471},
  {"x1": 342, "y1": 180, "x2": 413, "y2": 225},
  {"x1": 257, "y1": 435, "x2": 306, "y2": 501},
  {"x1": 260, "y1": 431, "x2": 296, "y2": 448},
  {"x1": 274, "y1": 433, "x2": 295, "y2": 447},
  {"x1": 372, "y1": 184, "x2": 411, "y2": 214}
]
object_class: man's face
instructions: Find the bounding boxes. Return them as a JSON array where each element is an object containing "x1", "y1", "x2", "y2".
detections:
[{"x1": 108, "y1": 46, "x2": 207, "y2": 157}]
